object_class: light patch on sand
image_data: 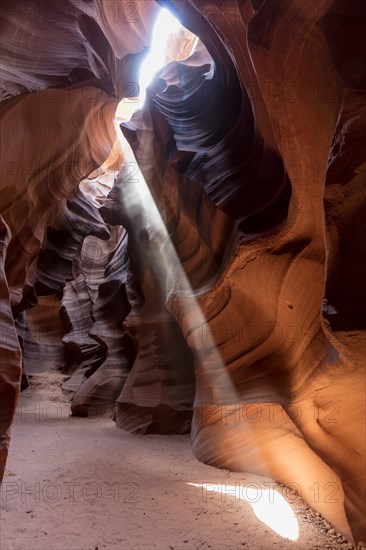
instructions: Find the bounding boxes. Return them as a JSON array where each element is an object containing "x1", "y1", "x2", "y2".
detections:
[{"x1": 188, "y1": 482, "x2": 300, "y2": 541}]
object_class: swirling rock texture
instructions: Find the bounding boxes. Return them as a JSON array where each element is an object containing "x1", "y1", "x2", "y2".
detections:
[
  {"x1": 0, "y1": 0, "x2": 365, "y2": 545},
  {"x1": 0, "y1": 217, "x2": 22, "y2": 485}
]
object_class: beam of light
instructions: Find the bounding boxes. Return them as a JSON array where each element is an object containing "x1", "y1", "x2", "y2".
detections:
[
  {"x1": 112, "y1": 4, "x2": 243, "y2": 410},
  {"x1": 113, "y1": 4, "x2": 267, "y2": 503},
  {"x1": 188, "y1": 483, "x2": 300, "y2": 541},
  {"x1": 112, "y1": 13, "x2": 294, "y2": 543},
  {"x1": 114, "y1": 142, "x2": 239, "y2": 407}
]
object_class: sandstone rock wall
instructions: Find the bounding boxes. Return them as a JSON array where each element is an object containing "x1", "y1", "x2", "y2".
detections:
[{"x1": 0, "y1": 0, "x2": 364, "y2": 543}]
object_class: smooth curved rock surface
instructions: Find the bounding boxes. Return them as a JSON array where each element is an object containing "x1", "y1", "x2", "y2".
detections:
[{"x1": 17, "y1": 296, "x2": 66, "y2": 375}]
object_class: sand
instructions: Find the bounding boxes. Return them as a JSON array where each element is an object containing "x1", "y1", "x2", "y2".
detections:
[{"x1": 0, "y1": 372, "x2": 358, "y2": 550}]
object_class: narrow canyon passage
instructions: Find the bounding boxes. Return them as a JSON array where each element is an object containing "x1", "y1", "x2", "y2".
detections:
[{"x1": 0, "y1": 1, "x2": 365, "y2": 548}]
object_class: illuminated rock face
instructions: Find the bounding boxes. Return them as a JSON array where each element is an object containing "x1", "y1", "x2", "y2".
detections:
[{"x1": 0, "y1": 0, "x2": 365, "y2": 544}]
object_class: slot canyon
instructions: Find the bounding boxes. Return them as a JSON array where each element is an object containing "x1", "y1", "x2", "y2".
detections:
[{"x1": 0, "y1": 1, "x2": 365, "y2": 549}]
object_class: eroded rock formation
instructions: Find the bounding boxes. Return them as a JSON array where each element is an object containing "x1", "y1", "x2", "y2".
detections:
[{"x1": 0, "y1": 0, "x2": 365, "y2": 544}]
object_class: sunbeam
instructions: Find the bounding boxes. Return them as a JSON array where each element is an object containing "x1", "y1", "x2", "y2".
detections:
[{"x1": 113, "y1": 6, "x2": 240, "y2": 406}]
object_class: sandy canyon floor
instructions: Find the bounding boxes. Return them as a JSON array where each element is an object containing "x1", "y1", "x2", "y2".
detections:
[{"x1": 0, "y1": 372, "x2": 360, "y2": 550}]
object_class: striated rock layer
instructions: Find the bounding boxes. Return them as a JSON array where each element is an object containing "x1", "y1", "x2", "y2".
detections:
[
  {"x1": 0, "y1": 217, "x2": 22, "y2": 482},
  {"x1": 0, "y1": 0, "x2": 365, "y2": 544}
]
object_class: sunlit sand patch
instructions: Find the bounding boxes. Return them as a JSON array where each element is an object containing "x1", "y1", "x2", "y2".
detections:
[{"x1": 188, "y1": 482, "x2": 300, "y2": 541}]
